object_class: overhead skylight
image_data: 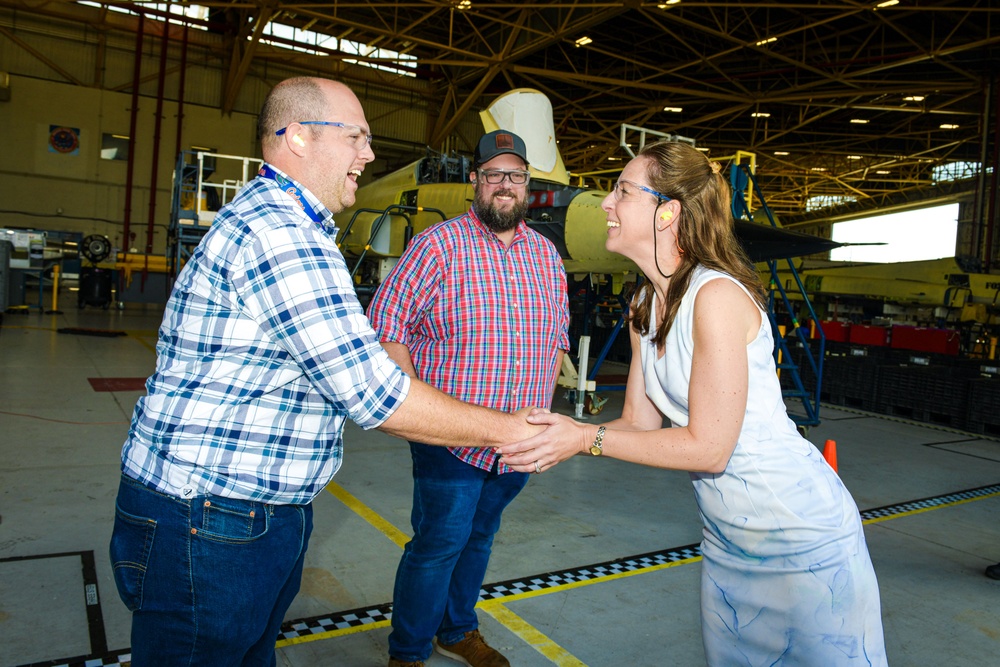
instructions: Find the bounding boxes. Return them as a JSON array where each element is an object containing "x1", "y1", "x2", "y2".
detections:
[
  {"x1": 76, "y1": 2, "x2": 417, "y2": 76},
  {"x1": 805, "y1": 195, "x2": 857, "y2": 212}
]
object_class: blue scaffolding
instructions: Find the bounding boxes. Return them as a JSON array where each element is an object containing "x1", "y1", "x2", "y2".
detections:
[{"x1": 729, "y1": 162, "x2": 826, "y2": 429}]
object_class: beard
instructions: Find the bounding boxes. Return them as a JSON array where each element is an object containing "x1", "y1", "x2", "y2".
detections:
[{"x1": 472, "y1": 187, "x2": 530, "y2": 234}]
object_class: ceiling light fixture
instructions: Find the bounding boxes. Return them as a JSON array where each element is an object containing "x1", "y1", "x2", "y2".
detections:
[
  {"x1": 875, "y1": 170, "x2": 891, "y2": 174},
  {"x1": 663, "y1": 106, "x2": 683, "y2": 113},
  {"x1": 657, "y1": 1, "x2": 681, "y2": 8},
  {"x1": 903, "y1": 95, "x2": 925, "y2": 102},
  {"x1": 456, "y1": 0, "x2": 472, "y2": 9},
  {"x1": 847, "y1": 155, "x2": 862, "y2": 160},
  {"x1": 875, "y1": 0, "x2": 899, "y2": 8},
  {"x1": 755, "y1": 37, "x2": 777, "y2": 46},
  {"x1": 774, "y1": 151, "x2": 789, "y2": 156},
  {"x1": 574, "y1": 36, "x2": 592, "y2": 47},
  {"x1": 751, "y1": 112, "x2": 770, "y2": 118},
  {"x1": 810, "y1": 167, "x2": 827, "y2": 172},
  {"x1": 940, "y1": 123, "x2": 959, "y2": 129},
  {"x1": 850, "y1": 119, "x2": 869, "y2": 124}
]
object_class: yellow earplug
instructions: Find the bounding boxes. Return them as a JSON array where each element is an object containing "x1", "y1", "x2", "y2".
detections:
[
  {"x1": 660, "y1": 210, "x2": 674, "y2": 221},
  {"x1": 292, "y1": 134, "x2": 305, "y2": 147}
]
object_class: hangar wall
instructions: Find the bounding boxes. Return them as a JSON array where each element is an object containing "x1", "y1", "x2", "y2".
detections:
[
  {"x1": 0, "y1": 75, "x2": 259, "y2": 255},
  {"x1": 0, "y1": 7, "x2": 484, "y2": 256}
]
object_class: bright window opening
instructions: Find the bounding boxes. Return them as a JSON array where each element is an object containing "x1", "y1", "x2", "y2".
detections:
[
  {"x1": 77, "y1": 2, "x2": 209, "y2": 26},
  {"x1": 76, "y1": 3, "x2": 415, "y2": 75},
  {"x1": 806, "y1": 195, "x2": 857, "y2": 212},
  {"x1": 830, "y1": 204, "x2": 958, "y2": 263},
  {"x1": 933, "y1": 161, "x2": 986, "y2": 183},
  {"x1": 261, "y1": 23, "x2": 417, "y2": 77}
]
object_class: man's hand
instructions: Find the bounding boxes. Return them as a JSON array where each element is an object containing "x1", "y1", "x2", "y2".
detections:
[
  {"x1": 508, "y1": 406, "x2": 547, "y2": 443},
  {"x1": 496, "y1": 411, "x2": 589, "y2": 474}
]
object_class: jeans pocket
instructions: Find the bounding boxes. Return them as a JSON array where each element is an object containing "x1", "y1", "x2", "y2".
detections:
[
  {"x1": 194, "y1": 496, "x2": 269, "y2": 544},
  {"x1": 110, "y1": 503, "x2": 156, "y2": 611}
]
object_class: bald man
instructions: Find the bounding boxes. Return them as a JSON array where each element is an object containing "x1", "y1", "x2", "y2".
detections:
[{"x1": 109, "y1": 77, "x2": 541, "y2": 666}]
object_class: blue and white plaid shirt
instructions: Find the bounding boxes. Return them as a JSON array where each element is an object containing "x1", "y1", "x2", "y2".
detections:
[{"x1": 121, "y1": 164, "x2": 409, "y2": 505}]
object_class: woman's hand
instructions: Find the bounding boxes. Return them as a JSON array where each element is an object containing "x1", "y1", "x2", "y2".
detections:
[{"x1": 496, "y1": 411, "x2": 589, "y2": 473}]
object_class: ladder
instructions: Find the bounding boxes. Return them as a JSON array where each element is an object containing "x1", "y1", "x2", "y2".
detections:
[{"x1": 729, "y1": 163, "x2": 825, "y2": 430}]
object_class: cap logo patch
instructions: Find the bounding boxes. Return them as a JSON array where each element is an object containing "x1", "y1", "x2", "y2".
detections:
[{"x1": 495, "y1": 133, "x2": 515, "y2": 150}]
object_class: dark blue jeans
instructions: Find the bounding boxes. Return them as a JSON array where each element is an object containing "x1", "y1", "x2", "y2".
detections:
[
  {"x1": 109, "y1": 473, "x2": 313, "y2": 666},
  {"x1": 387, "y1": 443, "x2": 529, "y2": 662}
]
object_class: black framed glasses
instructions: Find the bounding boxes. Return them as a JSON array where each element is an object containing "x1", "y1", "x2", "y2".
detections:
[
  {"x1": 275, "y1": 121, "x2": 373, "y2": 150},
  {"x1": 478, "y1": 169, "x2": 531, "y2": 185},
  {"x1": 612, "y1": 178, "x2": 671, "y2": 202}
]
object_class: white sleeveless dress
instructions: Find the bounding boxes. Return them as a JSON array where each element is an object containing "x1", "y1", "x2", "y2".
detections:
[{"x1": 641, "y1": 266, "x2": 887, "y2": 666}]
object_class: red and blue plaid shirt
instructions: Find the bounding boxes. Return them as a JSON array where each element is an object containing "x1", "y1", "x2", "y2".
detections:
[{"x1": 368, "y1": 208, "x2": 570, "y2": 472}]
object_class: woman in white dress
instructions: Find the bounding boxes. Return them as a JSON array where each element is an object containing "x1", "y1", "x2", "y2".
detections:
[{"x1": 497, "y1": 141, "x2": 887, "y2": 666}]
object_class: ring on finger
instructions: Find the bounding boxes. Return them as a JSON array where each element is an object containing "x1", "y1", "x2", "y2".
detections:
[{"x1": 534, "y1": 460, "x2": 541, "y2": 474}]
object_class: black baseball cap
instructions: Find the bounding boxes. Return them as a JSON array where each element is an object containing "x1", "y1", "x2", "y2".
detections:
[{"x1": 473, "y1": 130, "x2": 529, "y2": 168}]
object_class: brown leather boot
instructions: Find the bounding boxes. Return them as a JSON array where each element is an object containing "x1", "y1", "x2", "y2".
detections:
[
  {"x1": 387, "y1": 657, "x2": 424, "y2": 667},
  {"x1": 434, "y1": 630, "x2": 510, "y2": 667}
]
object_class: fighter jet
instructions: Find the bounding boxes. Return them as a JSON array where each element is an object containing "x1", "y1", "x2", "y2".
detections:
[{"x1": 336, "y1": 88, "x2": 840, "y2": 293}]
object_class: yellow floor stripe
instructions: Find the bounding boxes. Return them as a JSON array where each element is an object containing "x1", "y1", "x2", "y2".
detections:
[
  {"x1": 324, "y1": 480, "x2": 586, "y2": 662},
  {"x1": 126, "y1": 330, "x2": 158, "y2": 353},
  {"x1": 276, "y1": 619, "x2": 391, "y2": 648},
  {"x1": 316, "y1": 470, "x2": 997, "y2": 663},
  {"x1": 0, "y1": 323, "x2": 57, "y2": 331},
  {"x1": 325, "y1": 480, "x2": 411, "y2": 548},
  {"x1": 862, "y1": 489, "x2": 1000, "y2": 525},
  {"x1": 488, "y1": 554, "x2": 703, "y2": 607},
  {"x1": 481, "y1": 601, "x2": 587, "y2": 667},
  {"x1": 3, "y1": 323, "x2": 160, "y2": 354}
]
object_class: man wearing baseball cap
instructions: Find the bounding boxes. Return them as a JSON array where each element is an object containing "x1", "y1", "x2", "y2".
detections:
[{"x1": 368, "y1": 130, "x2": 570, "y2": 667}]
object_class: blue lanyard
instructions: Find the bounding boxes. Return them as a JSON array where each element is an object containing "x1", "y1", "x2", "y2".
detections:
[{"x1": 257, "y1": 165, "x2": 326, "y2": 224}]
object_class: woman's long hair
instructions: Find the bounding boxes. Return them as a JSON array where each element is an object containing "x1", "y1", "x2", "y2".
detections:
[{"x1": 629, "y1": 140, "x2": 766, "y2": 347}]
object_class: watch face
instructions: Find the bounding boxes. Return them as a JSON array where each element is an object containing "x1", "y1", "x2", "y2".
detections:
[{"x1": 590, "y1": 445, "x2": 602, "y2": 456}]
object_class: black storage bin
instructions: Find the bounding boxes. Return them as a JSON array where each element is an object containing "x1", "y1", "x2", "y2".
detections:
[
  {"x1": 966, "y1": 378, "x2": 1000, "y2": 436},
  {"x1": 78, "y1": 267, "x2": 113, "y2": 309}
]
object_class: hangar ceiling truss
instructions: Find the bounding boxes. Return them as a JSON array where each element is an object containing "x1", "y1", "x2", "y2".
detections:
[{"x1": 2, "y1": 0, "x2": 998, "y2": 223}]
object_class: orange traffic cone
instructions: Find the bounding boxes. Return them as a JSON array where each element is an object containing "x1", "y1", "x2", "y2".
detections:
[{"x1": 823, "y1": 439, "x2": 838, "y2": 472}]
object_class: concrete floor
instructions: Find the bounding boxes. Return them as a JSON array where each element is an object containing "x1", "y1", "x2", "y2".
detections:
[{"x1": 2, "y1": 302, "x2": 999, "y2": 667}]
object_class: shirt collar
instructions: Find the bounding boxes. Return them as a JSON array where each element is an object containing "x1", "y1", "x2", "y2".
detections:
[{"x1": 258, "y1": 163, "x2": 337, "y2": 235}]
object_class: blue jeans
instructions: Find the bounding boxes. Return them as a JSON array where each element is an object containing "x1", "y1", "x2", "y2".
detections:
[
  {"x1": 109, "y1": 473, "x2": 313, "y2": 666},
  {"x1": 388, "y1": 443, "x2": 529, "y2": 662}
]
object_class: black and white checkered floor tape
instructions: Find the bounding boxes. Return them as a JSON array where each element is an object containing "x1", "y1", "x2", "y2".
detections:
[{"x1": 17, "y1": 482, "x2": 1000, "y2": 667}]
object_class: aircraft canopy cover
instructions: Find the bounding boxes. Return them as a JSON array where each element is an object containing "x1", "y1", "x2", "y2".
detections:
[{"x1": 481, "y1": 89, "x2": 570, "y2": 184}]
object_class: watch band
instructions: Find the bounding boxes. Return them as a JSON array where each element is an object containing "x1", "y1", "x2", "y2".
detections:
[{"x1": 590, "y1": 425, "x2": 606, "y2": 456}]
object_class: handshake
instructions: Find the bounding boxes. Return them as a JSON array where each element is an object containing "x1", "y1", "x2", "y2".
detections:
[{"x1": 498, "y1": 407, "x2": 594, "y2": 474}]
